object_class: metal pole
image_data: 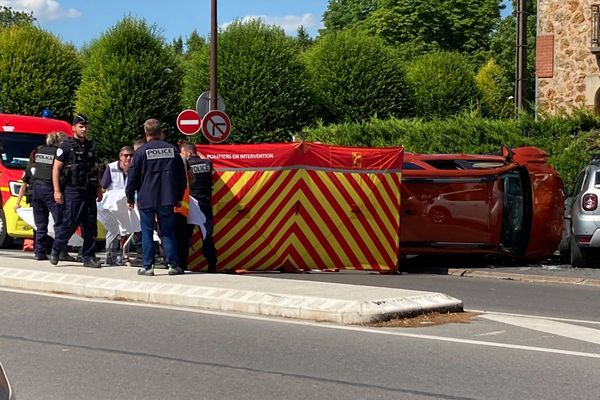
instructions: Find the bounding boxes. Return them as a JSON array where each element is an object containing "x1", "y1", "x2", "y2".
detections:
[
  {"x1": 515, "y1": 0, "x2": 528, "y2": 113},
  {"x1": 210, "y1": 0, "x2": 218, "y2": 111}
]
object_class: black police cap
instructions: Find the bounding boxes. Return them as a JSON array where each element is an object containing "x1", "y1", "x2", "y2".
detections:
[{"x1": 73, "y1": 114, "x2": 88, "y2": 125}]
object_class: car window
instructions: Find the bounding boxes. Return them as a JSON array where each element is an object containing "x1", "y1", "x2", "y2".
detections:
[
  {"x1": 571, "y1": 171, "x2": 585, "y2": 196},
  {"x1": 595, "y1": 171, "x2": 600, "y2": 188}
]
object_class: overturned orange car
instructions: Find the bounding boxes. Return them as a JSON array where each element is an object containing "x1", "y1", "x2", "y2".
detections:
[{"x1": 400, "y1": 146, "x2": 564, "y2": 260}]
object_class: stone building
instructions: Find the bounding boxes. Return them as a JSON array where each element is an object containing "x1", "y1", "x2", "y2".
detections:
[{"x1": 537, "y1": 0, "x2": 600, "y2": 114}]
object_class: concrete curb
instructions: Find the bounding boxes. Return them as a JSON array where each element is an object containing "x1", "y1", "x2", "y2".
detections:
[
  {"x1": 0, "y1": 267, "x2": 463, "y2": 324},
  {"x1": 447, "y1": 268, "x2": 600, "y2": 287}
]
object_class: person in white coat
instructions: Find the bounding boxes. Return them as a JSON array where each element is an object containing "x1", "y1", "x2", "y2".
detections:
[{"x1": 98, "y1": 146, "x2": 134, "y2": 265}]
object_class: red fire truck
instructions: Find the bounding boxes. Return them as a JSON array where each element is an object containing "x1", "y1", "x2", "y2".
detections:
[{"x1": 0, "y1": 113, "x2": 73, "y2": 247}]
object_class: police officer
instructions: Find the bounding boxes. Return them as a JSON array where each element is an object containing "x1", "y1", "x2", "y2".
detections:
[
  {"x1": 49, "y1": 114, "x2": 102, "y2": 268},
  {"x1": 126, "y1": 118, "x2": 186, "y2": 276},
  {"x1": 14, "y1": 132, "x2": 75, "y2": 261},
  {"x1": 177, "y1": 143, "x2": 217, "y2": 272}
]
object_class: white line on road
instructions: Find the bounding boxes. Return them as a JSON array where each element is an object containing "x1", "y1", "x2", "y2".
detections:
[
  {"x1": 479, "y1": 314, "x2": 600, "y2": 345},
  {"x1": 2, "y1": 287, "x2": 600, "y2": 360},
  {"x1": 467, "y1": 309, "x2": 600, "y2": 326},
  {"x1": 473, "y1": 330, "x2": 506, "y2": 337}
]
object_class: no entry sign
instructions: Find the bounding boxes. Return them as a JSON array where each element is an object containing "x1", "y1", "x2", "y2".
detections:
[
  {"x1": 176, "y1": 109, "x2": 202, "y2": 135},
  {"x1": 202, "y1": 110, "x2": 231, "y2": 143}
]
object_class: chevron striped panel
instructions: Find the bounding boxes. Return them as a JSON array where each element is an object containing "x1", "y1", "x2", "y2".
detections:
[{"x1": 188, "y1": 168, "x2": 401, "y2": 272}]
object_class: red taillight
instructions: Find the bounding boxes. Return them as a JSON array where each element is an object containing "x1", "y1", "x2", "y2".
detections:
[{"x1": 582, "y1": 194, "x2": 598, "y2": 211}]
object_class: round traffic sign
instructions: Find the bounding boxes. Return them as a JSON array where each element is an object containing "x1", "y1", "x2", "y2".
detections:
[
  {"x1": 196, "y1": 91, "x2": 226, "y2": 118},
  {"x1": 176, "y1": 109, "x2": 202, "y2": 135},
  {"x1": 202, "y1": 110, "x2": 231, "y2": 143}
]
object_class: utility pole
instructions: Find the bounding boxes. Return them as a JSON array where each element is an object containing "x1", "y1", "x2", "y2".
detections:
[
  {"x1": 210, "y1": 0, "x2": 218, "y2": 111},
  {"x1": 515, "y1": 0, "x2": 528, "y2": 113}
]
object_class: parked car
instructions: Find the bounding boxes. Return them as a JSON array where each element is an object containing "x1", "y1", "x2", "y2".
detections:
[
  {"x1": 400, "y1": 146, "x2": 564, "y2": 261},
  {"x1": 0, "y1": 362, "x2": 14, "y2": 400},
  {"x1": 559, "y1": 155, "x2": 600, "y2": 267}
]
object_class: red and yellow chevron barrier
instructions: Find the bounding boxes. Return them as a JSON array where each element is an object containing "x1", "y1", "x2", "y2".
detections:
[{"x1": 187, "y1": 142, "x2": 403, "y2": 273}]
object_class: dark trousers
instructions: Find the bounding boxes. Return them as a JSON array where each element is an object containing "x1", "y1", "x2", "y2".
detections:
[
  {"x1": 175, "y1": 196, "x2": 217, "y2": 270},
  {"x1": 52, "y1": 186, "x2": 97, "y2": 260},
  {"x1": 31, "y1": 182, "x2": 62, "y2": 257}
]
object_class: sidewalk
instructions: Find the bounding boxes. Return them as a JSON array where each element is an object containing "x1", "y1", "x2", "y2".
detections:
[
  {"x1": 0, "y1": 250, "x2": 462, "y2": 325},
  {"x1": 444, "y1": 265, "x2": 600, "y2": 287}
]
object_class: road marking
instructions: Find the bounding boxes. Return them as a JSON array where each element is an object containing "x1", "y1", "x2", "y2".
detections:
[
  {"x1": 474, "y1": 330, "x2": 506, "y2": 337},
  {"x1": 2, "y1": 287, "x2": 600, "y2": 360},
  {"x1": 479, "y1": 314, "x2": 600, "y2": 345},
  {"x1": 468, "y1": 309, "x2": 600, "y2": 326}
]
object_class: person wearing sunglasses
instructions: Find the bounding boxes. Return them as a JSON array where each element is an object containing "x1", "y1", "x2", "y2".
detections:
[{"x1": 98, "y1": 145, "x2": 134, "y2": 265}]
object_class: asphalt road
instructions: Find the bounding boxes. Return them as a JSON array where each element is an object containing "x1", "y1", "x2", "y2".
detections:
[
  {"x1": 262, "y1": 269, "x2": 600, "y2": 322},
  {"x1": 1, "y1": 277, "x2": 600, "y2": 400}
]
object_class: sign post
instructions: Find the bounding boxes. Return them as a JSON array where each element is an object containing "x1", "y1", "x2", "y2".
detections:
[
  {"x1": 176, "y1": 109, "x2": 202, "y2": 136},
  {"x1": 201, "y1": 110, "x2": 231, "y2": 143}
]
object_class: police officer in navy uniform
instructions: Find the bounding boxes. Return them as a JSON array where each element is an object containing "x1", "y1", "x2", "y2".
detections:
[
  {"x1": 126, "y1": 118, "x2": 186, "y2": 276},
  {"x1": 49, "y1": 114, "x2": 103, "y2": 268},
  {"x1": 177, "y1": 143, "x2": 217, "y2": 272},
  {"x1": 14, "y1": 132, "x2": 75, "y2": 261}
]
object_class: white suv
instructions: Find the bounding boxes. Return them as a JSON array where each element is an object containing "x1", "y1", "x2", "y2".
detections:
[{"x1": 560, "y1": 157, "x2": 600, "y2": 267}]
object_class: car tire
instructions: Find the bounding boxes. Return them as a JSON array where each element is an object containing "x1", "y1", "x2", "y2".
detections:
[
  {"x1": 0, "y1": 209, "x2": 14, "y2": 248},
  {"x1": 570, "y1": 235, "x2": 590, "y2": 267}
]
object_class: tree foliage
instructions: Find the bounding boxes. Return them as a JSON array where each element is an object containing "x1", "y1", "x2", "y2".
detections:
[
  {"x1": 0, "y1": 6, "x2": 35, "y2": 28},
  {"x1": 475, "y1": 58, "x2": 513, "y2": 118},
  {"x1": 303, "y1": 29, "x2": 413, "y2": 124},
  {"x1": 76, "y1": 17, "x2": 183, "y2": 159},
  {"x1": 182, "y1": 20, "x2": 313, "y2": 143},
  {"x1": 322, "y1": 0, "x2": 377, "y2": 31},
  {"x1": 0, "y1": 25, "x2": 80, "y2": 119},
  {"x1": 405, "y1": 51, "x2": 480, "y2": 119},
  {"x1": 490, "y1": 0, "x2": 537, "y2": 107},
  {"x1": 364, "y1": 0, "x2": 501, "y2": 55},
  {"x1": 322, "y1": 0, "x2": 501, "y2": 56}
]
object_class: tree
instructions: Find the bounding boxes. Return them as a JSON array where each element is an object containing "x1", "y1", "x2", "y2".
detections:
[
  {"x1": 406, "y1": 51, "x2": 481, "y2": 119},
  {"x1": 475, "y1": 58, "x2": 513, "y2": 118},
  {"x1": 186, "y1": 30, "x2": 206, "y2": 55},
  {"x1": 182, "y1": 20, "x2": 314, "y2": 143},
  {"x1": 364, "y1": 0, "x2": 501, "y2": 55},
  {"x1": 0, "y1": 25, "x2": 80, "y2": 119},
  {"x1": 0, "y1": 6, "x2": 35, "y2": 28},
  {"x1": 76, "y1": 17, "x2": 183, "y2": 159},
  {"x1": 322, "y1": 0, "x2": 377, "y2": 31},
  {"x1": 490, "y1": 0, "x2": 537, "y2": 110},
  {"x1": 294, "y1": 25, "x2": 313, "y2": 51},
  {"x1": 303, "y1": 29, "x2": 413, "y2": 124}
]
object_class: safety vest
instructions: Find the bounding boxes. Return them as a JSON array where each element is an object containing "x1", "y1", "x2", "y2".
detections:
[
  {"x1": 174, "y1": 187, "x2": 190, "y2": 217},
  {"x1": 174, "y1": 155, "x2": 190, "y2": 216}
]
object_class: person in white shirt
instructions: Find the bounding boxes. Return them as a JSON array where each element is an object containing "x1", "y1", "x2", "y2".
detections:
[{"x1": 98, "y1": 146, "x2": 133, "y2": 265}]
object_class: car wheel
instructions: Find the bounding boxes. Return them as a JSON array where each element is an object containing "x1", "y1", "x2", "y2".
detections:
[
  {"x1": 0, "y1": 209, "x2": 13, "y2": 248},
  {"x1": 570, "y1": 235, "x2": 590, "y2": 267}
]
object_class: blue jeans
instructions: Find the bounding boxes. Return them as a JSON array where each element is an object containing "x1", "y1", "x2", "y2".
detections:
[{"x1": 139, "y1": 206, "x2": 178, "y2": 269}]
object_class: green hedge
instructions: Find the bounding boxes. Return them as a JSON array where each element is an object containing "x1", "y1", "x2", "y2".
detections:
[{"x1": 302, "y1": 110, "x2": 600, "y2": 185}]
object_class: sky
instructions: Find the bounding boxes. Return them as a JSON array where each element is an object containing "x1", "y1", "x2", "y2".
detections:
[
  {"x1": 0, "y1": 0, "x2": 329, "y2": 48},
  {"x1": 0, "y1": 0, "x2": 512, "y2": 49}
]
